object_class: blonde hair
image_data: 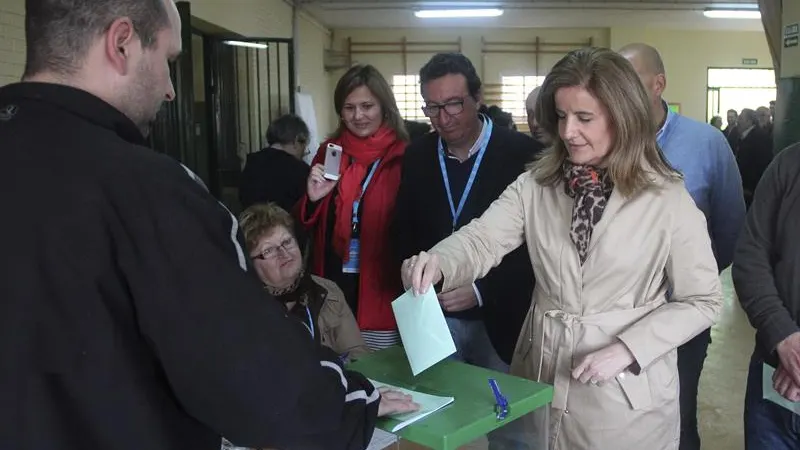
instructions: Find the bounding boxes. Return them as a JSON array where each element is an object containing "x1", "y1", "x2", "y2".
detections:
[
  {"x1": 532, "y1": 47, "x2": 679, "y2": 196},
  {"x1": 238, "y1": 203, "x2": 295, "y2": 252},
  {"x1": 331, "y1": 64, "x2": 409, "y2": 141}
]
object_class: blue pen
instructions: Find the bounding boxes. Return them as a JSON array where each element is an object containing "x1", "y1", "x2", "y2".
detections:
[{"x1": 489, "y1": 378, "x2": 509, "y2": 421}]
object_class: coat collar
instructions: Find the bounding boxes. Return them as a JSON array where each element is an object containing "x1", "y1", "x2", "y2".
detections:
[{"x1": 0, "y1": 82, "x2": 147, "y2": 147}]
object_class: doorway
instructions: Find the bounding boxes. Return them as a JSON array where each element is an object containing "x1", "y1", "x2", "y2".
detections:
[
  {"x1": 706, "y1": 68, "x2": 776, "y2": 124},
  {"x1": 148, "y1": 2, "x2": 296, "y2": 214}
]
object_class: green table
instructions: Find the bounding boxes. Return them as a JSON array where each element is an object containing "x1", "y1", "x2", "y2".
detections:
[{"x1": 348, "y1": 346, "x2": 553, "y2": 450}]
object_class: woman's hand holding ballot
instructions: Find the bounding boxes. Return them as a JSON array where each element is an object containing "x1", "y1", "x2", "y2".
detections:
[{"x1": 401, "y1": 252, "x2": 443, "y2": 296}]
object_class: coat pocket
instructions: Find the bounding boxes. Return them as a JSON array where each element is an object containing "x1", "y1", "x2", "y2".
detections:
[{"x1": 615, "y1": 370, "x2": 652, "y2": 410}]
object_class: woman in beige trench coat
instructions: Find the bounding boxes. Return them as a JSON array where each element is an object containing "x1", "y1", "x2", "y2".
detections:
[{"x1": 402, "y1": 48, "x2": 724, "y2": 450}]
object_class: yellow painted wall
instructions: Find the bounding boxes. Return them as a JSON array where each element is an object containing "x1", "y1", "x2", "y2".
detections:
[
  {"x1": 330, "y1": 26, "x2": 772, "y2": 124},
  {"x1": 0, "y1": 0, "x2": 24, "y2": 86},
  {"x1": 783, "y1": 0, "x2": 800, "y2": 78},
  {"x1": 609, "y1": 28, "x2": 772, "y2": 122},
  {"x1": 331, "y1": 27, "x2": 609, "y2": 83}
]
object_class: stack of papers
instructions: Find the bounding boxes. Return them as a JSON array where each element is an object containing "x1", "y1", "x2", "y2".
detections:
[
  {"x1": 370, "y1": 379, "x2": 455, "y2": 432},
  {"x1": 391, "y1": 288, "x2": 456, "y2": 376},
  {"x1": 762, "y1": 363, "x2": 800, "y2": 414},
  {"x1": 366, "y1": 428, "x2": 398, "y2": 450}
]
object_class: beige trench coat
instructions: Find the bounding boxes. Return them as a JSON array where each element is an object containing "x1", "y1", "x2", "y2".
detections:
[{"x1": 431, "y1": 170, "x2": 723, "y2": 450}]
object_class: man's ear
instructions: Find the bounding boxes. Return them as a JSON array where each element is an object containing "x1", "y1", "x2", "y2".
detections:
[
  {"x1": 474, "y1": 89, "x2": 484, "y2": 105},
  {"x1": 654, "y1": 73, "x2": 667, "y2": 98},
  {"x1": 105, "y1": 17, "x2": 137, "y2": 75}
]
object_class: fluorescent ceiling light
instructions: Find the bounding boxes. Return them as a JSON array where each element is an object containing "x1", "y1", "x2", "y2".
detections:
[
  {"x1": 415, "y1": 9, "x2": 503, "y2": 19},
  {"x1": 223, "y1": 40, "x2": 268, "y2": 49},
  {"x1": 703, "y1": 8, "x2": 761, "y2": 19}
]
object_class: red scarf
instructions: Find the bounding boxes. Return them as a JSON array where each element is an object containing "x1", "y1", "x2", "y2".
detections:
[{"x1": 332, "y1": 125, "x2": 401, "y2": 258}]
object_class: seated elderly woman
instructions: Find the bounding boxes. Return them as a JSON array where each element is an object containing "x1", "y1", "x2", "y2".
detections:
[{"x1": 239, "y1": 203, "x2": 370, "y2": 361}]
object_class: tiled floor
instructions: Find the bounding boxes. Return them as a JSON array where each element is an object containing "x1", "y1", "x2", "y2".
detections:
[{"x1": 698, "y1": 269, "x2": 753, "y2": 450}]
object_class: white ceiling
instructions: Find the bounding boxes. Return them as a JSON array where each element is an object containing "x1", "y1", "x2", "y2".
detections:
[{"x1": 300, "y1": 1, "x2": 763, "y2": 31}]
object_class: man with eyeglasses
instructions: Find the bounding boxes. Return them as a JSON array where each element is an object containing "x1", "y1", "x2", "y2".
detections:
[{"x1": 393, "y1": 52, "x2": 543, "y2": 435}]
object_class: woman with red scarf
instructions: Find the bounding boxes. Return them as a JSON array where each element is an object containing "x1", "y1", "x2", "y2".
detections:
[{"x1": 298, "y1": 65, "x2": 409, "y2": 350}]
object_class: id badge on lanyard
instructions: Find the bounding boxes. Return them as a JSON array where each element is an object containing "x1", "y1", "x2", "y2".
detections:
[{"x1": 342, "y1": 159, "x2": 380, "y2": 274}]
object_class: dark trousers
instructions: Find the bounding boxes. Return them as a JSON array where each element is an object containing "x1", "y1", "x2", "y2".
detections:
[
  {"x1": 677, "y1": 327, "x2": 711, "y2": 450},
  {"x1": 745, "y1": 356, "x2": 800, "y2": 449}
]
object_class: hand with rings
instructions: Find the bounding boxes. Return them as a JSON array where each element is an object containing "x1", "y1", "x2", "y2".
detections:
[
  {"x1": 572, "y1": 341, "x2": 636, "y2": 387},
  {"x1": 401, "y1": 251, "x2": 443, "y2": 296}
]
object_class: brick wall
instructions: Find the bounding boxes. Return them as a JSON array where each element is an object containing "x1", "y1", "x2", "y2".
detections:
[{"x1": 0, "y1": 0, "x2": 24, "y2": 86}]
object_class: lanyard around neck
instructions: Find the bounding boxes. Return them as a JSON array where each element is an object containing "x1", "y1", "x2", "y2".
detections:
[
  {"x1": 302, "y1": 305, "x2": 315, "y2": 339},
  {"x1": 437, "y1": 117, "x2": 493, "y2": 232},
  {"x1": 352, "y1": 159, "x2": 381, "y2": 225}
]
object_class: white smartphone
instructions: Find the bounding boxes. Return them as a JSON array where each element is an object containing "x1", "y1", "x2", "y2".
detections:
[{"x1": 323, "y1": 143, "x2": 343, "y2": 181}]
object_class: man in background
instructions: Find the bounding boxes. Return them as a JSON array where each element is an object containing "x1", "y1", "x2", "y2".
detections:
[
  {"x1": 735, "y1": 108, "x2": 774, "y2": 208},
  {"x1": 525, "y1": 86, "x2": 549, "y2": 145},
  {"x1": 0, "y1": 1, "x2": 414, "y2": 449},
  {"x1": 723, "y1": 109, "x2": 740, "y2": 150},
  {"x1": 619, "y1": 43, "x2": 746, "y2": 450}
]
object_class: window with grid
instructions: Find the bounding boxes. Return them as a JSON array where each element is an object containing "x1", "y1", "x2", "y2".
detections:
[
  {"x1": 501, "y1": 76, "x2": 546, "y2": 124},
  {"x1": 392, "y1": 75, "x2": 427, "y2": 121}
]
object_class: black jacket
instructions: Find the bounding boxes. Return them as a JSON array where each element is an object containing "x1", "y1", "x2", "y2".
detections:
[
  {"x1": 736, "y1": 127, "x2": 774, "y2": 206},
  {"x1": 239, "y1": 147, "x2": 309, "y2": 212},
  {"x1": 393, "y1": 124, "x2": 543, "y2": 363},
  {"x1": 0, "y1": 82, "x2": 378, "y2": 450},
  {"x1": 733, "y1": 142, "x2": 800, "y2": 366}
]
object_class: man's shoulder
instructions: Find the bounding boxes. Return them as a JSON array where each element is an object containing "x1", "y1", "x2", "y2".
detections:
[
  {"x1": 490, "y1": 127, "x2": 544, "y2": 163},
  {"x1": 669, "y1": 114, "x2": 732, "y2": 155}
]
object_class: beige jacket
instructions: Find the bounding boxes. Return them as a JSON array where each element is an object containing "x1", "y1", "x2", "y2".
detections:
[
  {"x1": 311, "y1": 276, "x2": 371, "y2": 361},
  {"x1": 431, "y1": 170, "x2": 723, "y2": 450}
]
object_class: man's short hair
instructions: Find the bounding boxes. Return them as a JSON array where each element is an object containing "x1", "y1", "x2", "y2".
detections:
[
  {"x1": 419, "y1": 53, "x2": 482, "y2": 99},
  {"x1": 24, "y1": 0, "x2": 170, "y2": 77},
  {"x1": 265, "y1": 114, "x2": 309, "y2": 147}
]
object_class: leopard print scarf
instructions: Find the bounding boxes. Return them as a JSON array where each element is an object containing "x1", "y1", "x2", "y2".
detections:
[{"x1": 563, "y1": 163, "x2": 614, "y2": 264}]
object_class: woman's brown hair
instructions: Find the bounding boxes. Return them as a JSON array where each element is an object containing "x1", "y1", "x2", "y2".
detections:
[
  {"x1": 331, "y1": 64, "x2": 409, "y2": 141},
  {"x1": 532, "y1": 47, "x2": 679, "y2": 196},
  {"x1": 238, "y1": 203, "x2": 295, "y2": 252}
]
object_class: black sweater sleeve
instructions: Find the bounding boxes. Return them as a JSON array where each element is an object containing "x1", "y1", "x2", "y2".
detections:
[
  {"x1": 116, "y1": 159, "x2": 378, "y2": 449},
  {"x1": 732, "y1": 147, "x2": 800, "y2": 357}
]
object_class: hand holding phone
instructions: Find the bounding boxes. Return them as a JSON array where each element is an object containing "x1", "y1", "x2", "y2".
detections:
[
  {"x1": 323, "y1": 143, "x2": 343, "y2": 181},
  {"x1": 307, "y1": 164, "x2": 338, "y2": 202}
]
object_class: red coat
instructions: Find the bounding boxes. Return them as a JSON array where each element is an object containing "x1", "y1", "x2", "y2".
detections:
[{"x1": 297, "y1": 139, "x2": 405, "y2": 331}]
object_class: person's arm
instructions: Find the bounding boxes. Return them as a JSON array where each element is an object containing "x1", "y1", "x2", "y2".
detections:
[
  {"x1": 732, "y1": 150, "x2": 799, "y2": 355},
  {"x1": 318, "y1": 278, "x2": 371, "y2": 360},
  {"x1": 617, "y1": 185, "x2": 723, "y2": 373},
  {"x1": 708, "y1": 133, "x2": 746, "y2": 271},
  {"x1": 118, "y1": 161, "x2": 378, "y2": 449},
  {"x1": 431, "y1": 172, "x2": 529, "y2": 292},
  {"x1": 297, "y1": 145, "x2": 329, "y2": 227}
]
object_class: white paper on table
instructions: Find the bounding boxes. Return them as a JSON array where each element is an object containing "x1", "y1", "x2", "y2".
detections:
[
  {"x1": 370, "y1": 379, "x2": 455, "y2": 433},
  {"x1": 366, "y1": 428, "x2": 398, "y2": 450}
]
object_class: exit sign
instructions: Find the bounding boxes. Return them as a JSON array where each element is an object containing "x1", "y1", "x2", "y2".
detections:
[{"x1": 742, "y1": 58, "x2": 759, "y2": 65}]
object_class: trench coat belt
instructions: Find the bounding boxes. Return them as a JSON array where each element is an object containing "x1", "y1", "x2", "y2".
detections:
[{"x1": 537, "y1": 303, "x2": 660, "y2": 411}]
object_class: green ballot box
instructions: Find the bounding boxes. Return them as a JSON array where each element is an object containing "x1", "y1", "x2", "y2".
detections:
[{"x1": 349, "y1": 346, "x2": 554, "y2": 450}]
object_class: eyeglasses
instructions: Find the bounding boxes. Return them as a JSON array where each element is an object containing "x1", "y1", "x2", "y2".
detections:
[
  {"x1": 251, "y1": 236, "x2": 297, "y2": 261},
  {"x1": 422, "y1": 100, "x2": 465, "y2": 118}
]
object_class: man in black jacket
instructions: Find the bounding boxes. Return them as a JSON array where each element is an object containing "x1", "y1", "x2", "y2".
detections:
[
  {"x1": 239, "y1": 114, "x2": 311, "y2": 212},
  {"x1": 394, "y1": 52, "x2": 542, "y2": 372},
  {"x1": 0, "y1": 1, "x2": 415, "y2": 449},
  {"x1": 733, "y1": 142, "x2": 800, "y2": 448}
]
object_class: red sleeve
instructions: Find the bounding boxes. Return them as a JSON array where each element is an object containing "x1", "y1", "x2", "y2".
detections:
[{"x1": 295, "y1": 143, "x2": 330, "y2": 228}]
